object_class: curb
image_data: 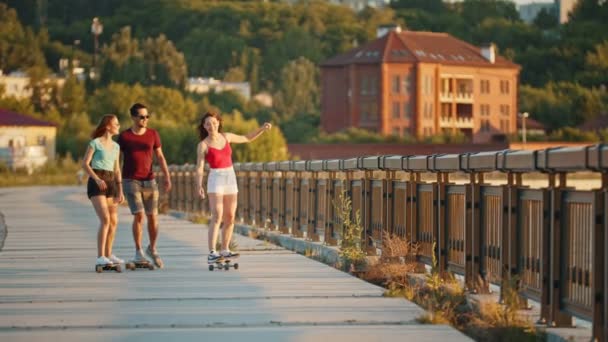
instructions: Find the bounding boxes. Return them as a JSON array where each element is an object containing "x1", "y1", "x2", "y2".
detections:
[{"x1": 233, "y1": 224, "x2": 341, "y2": 266}]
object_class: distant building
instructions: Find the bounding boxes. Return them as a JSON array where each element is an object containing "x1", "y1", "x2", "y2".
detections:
[
  {"x1": 0, "y1": 70, "x2": 32, "y2": 99},
  {"x1": 283, "y1": 0, "x2": 390, "y2": 11},
  {"x1": 518, "y1": 2, "x2": 554, "y2": 23},
  {"x1": 0, "y1": 109, "x2": 57, "y2": 172},
  {"x1": 556, "y1": 0, "x2": 578, "y2": 24},
  {"x1": 517, "y1": 116, "x2": 546, "y2": 137},
  {"x1": 186, "y1": 77, "x2": 251, "y2": 100},
  {"x1": 0, "y1": 70, "x2": 66, "y2": 100},
  {"x1": 320, "y1": 26, "x2": 521, "y2": 143},
  {"x1": 517, "y1": 0, "x2": 579, "y2": 24}
]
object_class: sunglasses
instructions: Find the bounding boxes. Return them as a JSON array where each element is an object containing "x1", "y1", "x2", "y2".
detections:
[{"x1": 137, "y1": 115, "x2": 150, "y2": 120}]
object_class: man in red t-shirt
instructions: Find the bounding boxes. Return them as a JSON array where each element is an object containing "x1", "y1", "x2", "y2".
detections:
[{"x1": 118, "y1": 103, "x2": 172, "y2": 268}]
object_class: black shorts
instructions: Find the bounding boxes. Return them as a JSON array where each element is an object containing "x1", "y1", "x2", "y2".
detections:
[{"x1": 87, "y1": 169, "x2": 118, "y2": 199}]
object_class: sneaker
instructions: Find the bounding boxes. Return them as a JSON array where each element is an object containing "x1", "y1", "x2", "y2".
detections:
[
  {"x1": 108, "y1": 255, "x2": 124, "y2": 264},
  {"x1": 134, "y1": 249, "x2": 151, "y2": 263},
  {"x1": 207, "y1": 251, "x2": 222, "y2": 263},
  {"x1": 146, "y1": 245, "x2": 164, "y2": 268},
  {"x1": 220, "y1": 250, "x2": 240, "y2": 259},
  {"x1": 96, "y1": 256, "x2": 113, "y2": 266}
]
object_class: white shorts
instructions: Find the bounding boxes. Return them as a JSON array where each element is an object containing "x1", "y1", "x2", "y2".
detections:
[{"x1": 207, "y1": 167, "x2": 238, "y2": 195}]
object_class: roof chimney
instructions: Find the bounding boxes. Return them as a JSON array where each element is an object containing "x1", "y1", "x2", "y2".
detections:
[
  {"x1": 376, "y1": 24, "x2": 402, "y2": 38},
  {"x1": 480, "y1": 43, "x2": 496, "y2": 64}
]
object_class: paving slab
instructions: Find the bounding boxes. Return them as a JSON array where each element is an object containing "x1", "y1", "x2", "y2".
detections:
[{"x1": 0, "y1": 186, "x2": 471, "y2": 341}]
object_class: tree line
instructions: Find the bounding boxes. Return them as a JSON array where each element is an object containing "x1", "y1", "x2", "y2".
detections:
[{"x1": 0, "y1": 0, "x2": 607, "y2": 164}]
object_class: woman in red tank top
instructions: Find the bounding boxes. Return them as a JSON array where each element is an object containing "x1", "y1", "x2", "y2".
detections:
[{"x1": 195, "y1": 112, "x2": 272, "y2": 263}]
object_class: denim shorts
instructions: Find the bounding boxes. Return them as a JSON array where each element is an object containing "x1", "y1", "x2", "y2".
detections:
[
  {"x1": 123, "y1": 179, "x2": 159, "y2": 215},
  {"x1": 87, "y1": 169, "x2": 118, "y2": 199}
]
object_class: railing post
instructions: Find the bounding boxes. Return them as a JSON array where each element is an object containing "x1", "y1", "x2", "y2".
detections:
[
  {"x1": 548, "y1": 172, "x2": 573, "y2": 327},
  {"x1": 437, "y1": 172, "x2": 448, "y2": 274},
  {"x1": 467, "y1": 172, "x2": 485, "y2": 292}
]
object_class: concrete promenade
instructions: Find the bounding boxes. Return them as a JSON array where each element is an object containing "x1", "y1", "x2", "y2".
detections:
[{"x1": 0, "y1": 186, "x2": 471, "y2": 341}]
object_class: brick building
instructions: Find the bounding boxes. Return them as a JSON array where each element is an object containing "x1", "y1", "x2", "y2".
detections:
[{"x1": 320, "y1": 26, "x2": 521, "y2": 143}]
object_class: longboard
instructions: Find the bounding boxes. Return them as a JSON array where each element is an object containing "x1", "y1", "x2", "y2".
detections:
[
  {"x1": 95, "y1": 263, "x2": 122, "y2": 273},
  {"x1": 125, "y1": 260, "x2": 155, "y2": 271},
  {"x1": 208, "y1": 258, "x2": 239, "y2": 271}
]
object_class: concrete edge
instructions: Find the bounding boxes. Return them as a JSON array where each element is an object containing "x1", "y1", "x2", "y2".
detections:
[
  {"x1": 0, "y1": 211, "x2": 6, "y2": 252},
  {"x1": 167, "y1": 211, "x2": 341, "y2": 266},
  {"x1": 233, "y1": 224, "x2": 342, "y2": 266}
]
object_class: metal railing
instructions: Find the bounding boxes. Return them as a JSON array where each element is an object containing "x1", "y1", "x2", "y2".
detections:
[{"x1": 159, "y1": 145, "x2": 607, "y2": 341}]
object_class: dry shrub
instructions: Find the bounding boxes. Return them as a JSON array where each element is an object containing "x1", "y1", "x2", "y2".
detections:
[{"x1": 362, "y1": 231, "x2": 418, "y2": 286}]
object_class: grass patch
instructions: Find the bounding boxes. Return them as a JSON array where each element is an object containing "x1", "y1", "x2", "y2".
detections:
[{"x1": 0, "y1": 156, "x2": 82, "y2": 187}]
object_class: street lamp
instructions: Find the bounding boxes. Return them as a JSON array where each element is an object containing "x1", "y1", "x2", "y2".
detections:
[
  {"x1": 91, "y1": 17, "x2": 103, "y2": 68},
  {"x1": 518, "y1": 112, "x2": 529, "y2": 147}
]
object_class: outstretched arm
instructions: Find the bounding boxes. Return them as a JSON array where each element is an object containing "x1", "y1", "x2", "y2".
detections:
[
  {"x1": 195, "y1": 141, "x2": 207, "y2": 199},
  {"x1": 225, "y1": 122, "x2": 272, "y2": 144}
]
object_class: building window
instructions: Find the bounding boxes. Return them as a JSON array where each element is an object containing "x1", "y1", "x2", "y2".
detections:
[
  {"x1": 392, "y1": 75, "x2": 400, "y2": 93},
  {"x1": 500, "y1": 80, "x2": 510, "y2": 94},
  {"x1": 361, "y1": 101, "x2": 378, "y2": 122},
  {"x1": 402, "y1": 74, "x2": 411, "y2": 94},
  {"x1": 403, "y1": 102, "x2": 411, "y2": 119},
  {"x1": 360, "y1": 76, "x2": 368, "y2": 95},
  {"x1": 424, "y1": 102, "x2": 433, "y2": 119},
  {"x1": 500, "y1": 104, "x2": 510, "y2": 116},
  {"x1": 392, "y1": 102, "x2": 400, "y2": 118},
  {"x1": 370, "y1": 76, "x2": 378, "y2": 95},
  {"x1": 37, "y1": 136, "x2": 47, "y2": 146},
  {"x1": 480, "y1": 80, "x2": 490, "y2": 94},
  {"x1": 424, "y1": 75, "x2": 434, "y2": 95},
  {"x1": 480, "y1": 104, "x2": 490, "y2": 116}
]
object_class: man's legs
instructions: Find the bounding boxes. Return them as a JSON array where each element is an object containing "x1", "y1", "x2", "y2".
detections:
[
  {"x1": 132, "y1": 212, "x2": 145, "y2": 250},
  {"x1": 147, "y1": 213, "x2": 158, "y2": 250}
]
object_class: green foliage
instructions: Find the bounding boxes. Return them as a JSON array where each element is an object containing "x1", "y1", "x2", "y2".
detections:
[
  {"x1": 548, "y1": 126, "x2": 599, "y2": 142},
  {"x1": 222, "y1": 110, "x2": 289, "y2": 163},
  {"x1": 273, "y1": 57, "x2": 319, "y2": 121},
  {"x1": 333, "y1": 190, "x2": 366, "y2": 272},
  {"x1": 519, "y1": 82, "x2": 607, "y2": 130},
  {"x1": 314, "y1": 127, "x2": 415, "y2": 144}
]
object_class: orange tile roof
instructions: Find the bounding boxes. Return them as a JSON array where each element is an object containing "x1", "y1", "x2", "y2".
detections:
[{"x1": 321, "y1": 30, "x2": 519, "y2": 69}]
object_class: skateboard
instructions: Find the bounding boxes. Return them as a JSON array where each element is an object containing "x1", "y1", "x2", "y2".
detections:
[
  {"x1": 95, "y1": 263, "x2": 122, "y2": 273},
  {"x1": 125, "y1": 260, "x2": 155, "y2": 271},
  {"x1": 208, "y1": 258, "x2": 239, "y2": 271}
]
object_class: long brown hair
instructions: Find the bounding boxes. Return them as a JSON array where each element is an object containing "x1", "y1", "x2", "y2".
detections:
[
  {"x1": 91, "y1": 114, "x2": 117, "y2": 139},
  {"x1": 197, "y1": 112, "x2": 223, "y2": 141}
]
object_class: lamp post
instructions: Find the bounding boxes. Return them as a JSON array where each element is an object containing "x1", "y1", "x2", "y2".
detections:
[
  {"x1": 518, "y1": 112, "x2": 529, "y2": 148},
  {"x1": 91, "y1": 17, "x2": 103, "y2": 69}
]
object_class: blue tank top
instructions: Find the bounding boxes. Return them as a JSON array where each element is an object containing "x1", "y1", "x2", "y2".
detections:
[{"x1": 88, "y1": 138, "x2": 119, "y2": 171}]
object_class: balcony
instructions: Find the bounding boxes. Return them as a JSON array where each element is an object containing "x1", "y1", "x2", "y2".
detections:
[
  {"x1": 439, "y1": 116, "x2": 474, "y2": 128},
  {"x1": 439, "y1": 92, "x2": 474, "y2": 103}
]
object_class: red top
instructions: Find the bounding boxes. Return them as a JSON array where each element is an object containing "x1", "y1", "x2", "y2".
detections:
[
  {"x1": 205, "y1": 135, "x2": 233, "y2": 169},
  {"x1": 118, "y1": 128, "x2": 161, "y2": 180}
]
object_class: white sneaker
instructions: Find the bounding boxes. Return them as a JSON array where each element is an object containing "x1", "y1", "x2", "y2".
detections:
[
  {"x1": 96, "y1": 256, "x2": 113, "y2": 266},
  {"x1": 108, "y1": 255, "x2": 124, "y2": 264},
  {"x1": 134, "y1": 249, "x2": 150, "y2": 263}
]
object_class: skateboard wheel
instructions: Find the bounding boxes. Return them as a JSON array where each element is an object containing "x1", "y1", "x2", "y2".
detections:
[
  {"x1": 115, "y1": 265, "x2": 122, "y2": 273},
  {"x1": 148, "y1": 264, "x2": 155, "y2": 270},
  {"x1": 95, "y1": 265, "x2": 102, "y2": 273},
  {"x1": 126, "y1": 263, "x2": 134, "y2": 270},
  {"x1": 208, "y1": 265, "x2": 214, "y2": 271},
  {"x1": 224, "y1": 264, "x2": 229, "y2": 271},
  {"x1": 233, "y1": 263, "x2": 239, "y2": 270}
]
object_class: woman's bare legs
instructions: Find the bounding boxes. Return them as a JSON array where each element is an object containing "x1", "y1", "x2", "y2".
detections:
[
  {"x1": 221, "y1": 194, "x2": 238, "y2": 251},
  {"x1": 91, "y1": 196, "x2": 110, "y2": 257},
  {"x1": 207, "y1": 193, "x2": 223, "y2": 252},
  {"x1": 104, "y1": 197, "x2": 117, "y2": 257}
]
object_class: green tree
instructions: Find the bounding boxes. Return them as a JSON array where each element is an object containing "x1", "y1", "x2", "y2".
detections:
[
  {"x1": 56, "y1": 73, "x2": 86, "y2": 117},
  {"x1": 100, "y1": 26, "x2": 145, "y2": 85},
  {"x1": 0, "y1": 4, "x2": 46, "y2": 72},
  {"x1": 533, "y1": 7, "x2": 558, "y2": 30},
  {"x1": 222, "y1": 110, "x2": 288, "y2": 162},
  {"x1": 142, "y1": 34, "x2": 188, "y2": 88},
  {"x1": 273, "y1": 57, "x2": 319, "y2": 121}
]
